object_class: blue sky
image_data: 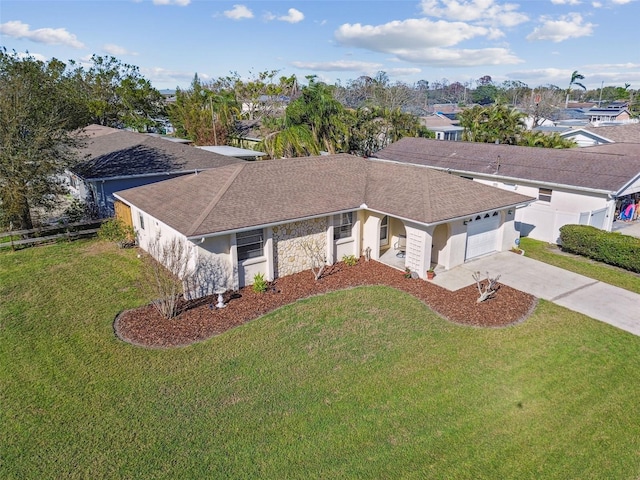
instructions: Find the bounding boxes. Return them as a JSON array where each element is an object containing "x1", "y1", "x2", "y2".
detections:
[{"x1": 1, "y1": 0, "x2": 639, "y2": 91}]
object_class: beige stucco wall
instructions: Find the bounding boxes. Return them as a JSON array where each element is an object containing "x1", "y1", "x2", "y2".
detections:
[{"x1": 273, "y1": 217, "x2": 328, "y2": 277}]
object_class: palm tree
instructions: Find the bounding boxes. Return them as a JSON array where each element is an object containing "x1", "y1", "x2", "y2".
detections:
[{"x1": 566, "y1": 70, "x2": 586, "y2": 108}]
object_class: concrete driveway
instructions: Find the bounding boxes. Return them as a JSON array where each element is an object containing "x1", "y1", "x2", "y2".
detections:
[{"x1": 431, "y1": 251, "x2": 640, "y2": 337}]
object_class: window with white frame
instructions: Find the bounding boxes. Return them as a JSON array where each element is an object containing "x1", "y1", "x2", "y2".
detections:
[
  {"x1": 236, "y1": 229, "x2": 264, "y2": 261},
  {"x1": 538, "y1": 188, "x2": 552, "y2": 202},
  {"x1": 138, "y1": 212, "x2": 145, "y2": 230},
  {"x1": 333, "y1": 212, "x2": 353, "y2": 240}
]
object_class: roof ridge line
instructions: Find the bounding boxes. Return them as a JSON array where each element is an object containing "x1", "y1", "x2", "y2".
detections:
[{"x1": 186, "y1": 164, "x2": 245, "y2": 236}]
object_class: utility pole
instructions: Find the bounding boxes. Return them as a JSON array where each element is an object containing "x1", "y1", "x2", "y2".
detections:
[{"x1": 598, "y1": 81, "x2": 604, "y2": 107}]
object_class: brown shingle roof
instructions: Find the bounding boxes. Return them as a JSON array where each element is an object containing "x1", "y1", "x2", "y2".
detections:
[
  {"x1": 373, "y1": 137, "x2": 640, "y2": 193},
  {"x1": 73, "y1": 125, "x2": 241, "y2": 179},
  {"x1": 581, "y1": 123, "x2": 640, "y2": 144},
  {"x1": 364, "y1": 161, "x2": 528, "y2": 224},
  {"x1": 116, "y1": 154, "x2": 532, "y2": 237}
]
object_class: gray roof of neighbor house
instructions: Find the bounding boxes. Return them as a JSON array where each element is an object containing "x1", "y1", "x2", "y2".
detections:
[
  {"x1": 373, "y1": 137, "x2": 640, "y2": 193},
  {"x1": 115, "y1": 154, "x2": 533, "y2": 238},
  {"x1": 72, "y1": 125, "x2": 241, "y2": 180},
  {"x1": 574, "y1": 123, "x2": 640, "y2": 144}
]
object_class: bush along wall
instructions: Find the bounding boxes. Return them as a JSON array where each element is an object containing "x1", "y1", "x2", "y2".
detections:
[{"x1": 559, "y1": 225, "x2": 640, "y2": 273}]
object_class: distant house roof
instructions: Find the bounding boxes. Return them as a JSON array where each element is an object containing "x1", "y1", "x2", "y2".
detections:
[
  {"x1": 73, "y1": 125, "x2": 241, "y2": 180},
  {"x1": 196, "y1": 145, "x2": 266, "y2": 159},
  {"x1": 583, "y1": 103, "x2": 632, "y2": 121},
  {"x1": 234, "y1": 119, "x2": 263, "y2": 141},
  {"x1": 420, "y1": 113, "x2": 459, "y2": 129},
  {"x1": 145, "y1": 133, "x2": 192, "y2": 144},
  {"x1": 580, "y1": 124, "x2": 640, "y2": 143},
  {"x1": 372, "y1": 137, "x2": 640, "y2": 194},
  {"x1": 115, "y1": 154, "x2": 532, "y2": 238},
  {"x1": 533, "y1": 126, "x2": 571, "y2": 134}
]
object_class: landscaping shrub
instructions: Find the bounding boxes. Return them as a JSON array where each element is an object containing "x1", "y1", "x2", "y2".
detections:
[
  {"x1": 559, "y1": 224, "x2": 640, "y2": 273},
  {"x1": 252, "y1": 272, "x2": 268, "y2": 293},
  {"x1": 341, "y1": 254, "x2": 358, "y2": 266},
  {"x1": 98, "y1": 218, "x2": 136, "y2": 248}
]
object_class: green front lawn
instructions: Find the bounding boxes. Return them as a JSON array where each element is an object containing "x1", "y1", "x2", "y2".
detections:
[{"x1": 2, "y1": 240, "x2": 640, "y2": 479}]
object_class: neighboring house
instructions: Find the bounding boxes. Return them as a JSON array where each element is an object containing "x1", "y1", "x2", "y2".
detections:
[
  {"x1": 114, "y1": 154, "x2": 532, "y2": 296},
  {"x1": 559, "y1": 123, "x2": 640, "y2": 147},
  {"x1": 584, "y1": 102, "x2": 634, "y2": 125},
  {"x1": 420, "y1": 113, "x2": 463, "y2": 141},
  {"x1": 68, "y1": 125, "x2": 242, "y2": 217},
  {"x1": 373, "y1": 138, "x2": 640, "y2": 243}
]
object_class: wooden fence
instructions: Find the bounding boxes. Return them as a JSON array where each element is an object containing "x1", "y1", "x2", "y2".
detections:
[{"x1": 0, "y1": 219, "x2": 106, "y2": 250}]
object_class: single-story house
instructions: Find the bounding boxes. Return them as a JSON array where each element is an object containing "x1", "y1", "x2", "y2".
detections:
[
  {"x1": 68, "y1": 125, "x2": 242, "y2": 217},
  {"x1": 373, "y1": 137, "x2": 640, "y2": 243},
  {"x1": 114, "y1": 154, "x2": 533, "y2": 296}
]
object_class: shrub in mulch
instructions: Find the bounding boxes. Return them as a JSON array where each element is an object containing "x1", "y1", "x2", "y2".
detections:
[{"x1": 115, "y1": 259, "x2": 537, "y2": 348}]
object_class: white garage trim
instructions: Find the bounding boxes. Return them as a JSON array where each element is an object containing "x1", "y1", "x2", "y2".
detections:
[{"x1": 465, "y1": 212, "x2": 500, "y2": 260}]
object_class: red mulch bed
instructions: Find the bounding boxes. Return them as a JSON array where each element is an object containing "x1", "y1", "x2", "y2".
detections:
[{"x1": 115, "y1": 259, "x2": 537, "y2": 348}]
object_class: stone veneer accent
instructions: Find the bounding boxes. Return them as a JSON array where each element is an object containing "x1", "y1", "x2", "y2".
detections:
[{"x1": 273, "y1": 218, "x2": 327, "y2": 278}]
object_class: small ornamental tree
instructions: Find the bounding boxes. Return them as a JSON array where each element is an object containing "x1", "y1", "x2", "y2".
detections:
[
  {"x1": 140, "y1": 234, "x2": 194, "y2": 320},
  {"x1": 472, "y1": 271, "x2": 501, "y2": 303},
  {"x1": 296, "y1": 236, "x2": 327, "y2": 281}
]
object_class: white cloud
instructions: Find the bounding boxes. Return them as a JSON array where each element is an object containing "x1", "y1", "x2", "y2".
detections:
[
  {"x1": 336, "y1": 18, "x2": 490, "y2": 51},
  {"x1": 584, "y1": 62, "x2": 640, "y2": 69},
  {"x1": 551, "y1": 0, "x2": 582, "y2": 5},
  {"x1": 290, "y1": 60, "x2": 421, "y2": 79},
  {"x1": 278, "y1": 8, "x2": 304, "y2": 23},
  {"x1": 396, "y1": 47, "x2": 522, "y2": 66},
  {"x1": 291, "y1": 60, "x2": 383, "y2": 71},
  {"x1": 0, "y1": 20, "x2": 85, "y2": 48},
  {"x1": 224, "y1": 4, "x2": 254, "y2": 20},
  {"x1": 334, "y1": 17, "x2": 521, "y2": 67},
  {"x1": 152, "y1": 0, "x2": 190, "y2": 5},
  {"x1": 507, "y1": 67, "x2": 575, "y2": 86},
  {"x1": 527, "y1": 13, "x2": 595, "y2": 42},
  {"x1": 506, "y1": 66, "x2": 640, "y2": 90},
  {"x1": 143, "y1": 66, "x2": 211, "y2": 86},
  {"x1": 592, "y1": 1, "x2": 603, "y2": 6},
  {"x1": 611, "y1": 0, "x2": 634, "y2": 4},
  {"x1": 419, "y1": 0, "x2": 528, "y2": 27},
  {"x1": 102, "y1": 44, "x2": 138, "y2": 56},
  {"x1": 385, "y1": 67, "x2": 423, "y2": 77}
]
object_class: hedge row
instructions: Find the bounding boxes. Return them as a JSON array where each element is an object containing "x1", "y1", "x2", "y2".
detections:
[{"x1": 559, "y1": 224, "x2": 640, "y2": 273}]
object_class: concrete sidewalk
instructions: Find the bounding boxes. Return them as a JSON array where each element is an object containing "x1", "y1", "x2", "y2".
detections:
[{"x1": 430, "y1": 251, "x2": 640, "y2": 337}]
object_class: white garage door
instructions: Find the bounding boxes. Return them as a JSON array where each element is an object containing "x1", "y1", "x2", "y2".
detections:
[{"x1": 465, "y1": 214, "x2": 500, "y2": 260}]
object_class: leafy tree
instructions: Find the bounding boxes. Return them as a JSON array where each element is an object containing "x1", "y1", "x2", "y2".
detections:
[
  {"x1": 459, "y1": 104, "x2": 525, "y2": 144},
  {"x1": 76, "y1": 55, "x2": 165, "y2": 131},
  {"x1": 472, "y1": 83, "x2": 499, "y2": 105},
  {"x1": 348, "y1": 106, "x2": 430, "y2": 157},
  {"x1": 459, "y1": 103, "x2": 575, "y2": 148},
  {"x1": 168, "y1": 74, "x2": 238, "y2": 145},
  {"x1": 0, "y1": 50, "x2": 84, "y2": 229},
  {"x1": 498, "y1": 80, "x2": 531, "y2": 106},
  {"x1": 519, "y1": 130, "x2": 576, "y2": 149},
  {"x1": 283, "y1": 80, "x2": 351, "y2": 154},
  {"x1": 259, "y1": 124, "x2": 321, "y2": 158}
]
